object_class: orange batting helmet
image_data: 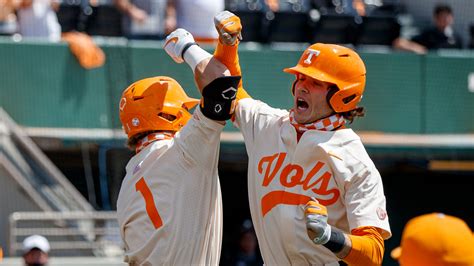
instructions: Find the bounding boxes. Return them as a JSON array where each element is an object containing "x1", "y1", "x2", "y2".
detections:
[
  {"x1": 284, "y1": 43, "x2": 366, "y2": 113},
  {"x1": 119, "y1": 76, "x2": 199, "y2": 139}
]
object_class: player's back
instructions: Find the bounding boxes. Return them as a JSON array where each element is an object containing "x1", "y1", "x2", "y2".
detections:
[{"x1": 116, "y1": 126, "x2": 222, "y2": 265}]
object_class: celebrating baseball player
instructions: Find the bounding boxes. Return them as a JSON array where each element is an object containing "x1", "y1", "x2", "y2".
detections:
[
  {"x1": 116, "y1": 60, "x2": 240, "y2": 263},
  {"x1": 163, "y1": 10, "x2": 391, "y2": 266}
]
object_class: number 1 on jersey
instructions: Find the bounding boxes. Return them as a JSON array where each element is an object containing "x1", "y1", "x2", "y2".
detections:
[{"x1": 136, "y1": 177, "x2": 163, "y2": 229}]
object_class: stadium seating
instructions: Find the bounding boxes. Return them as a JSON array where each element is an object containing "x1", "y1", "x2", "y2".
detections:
[
  {"x1": 233, "y1": 9, "x2": 269, "y2": 42},
  {"x1": 267, "y1": 11, "x2": 312, "y2": 43},
  {"x1": 84, "y1": 5, "x2": 123, "y2": 37},
  {"x1": 355, "y1": 15, "x2": 401, "y2": 46},
  {"x1": 311, "y1": 14, "x2": 358, "y2": 45},
  {"x1": 57, "y1": 4, "x2": 82, "y2": 32},
  {"x1": 57, "y1": 4, "x2": 122, "y2": 36}
]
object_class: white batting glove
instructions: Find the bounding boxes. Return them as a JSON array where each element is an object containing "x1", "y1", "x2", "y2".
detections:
[
  {"x1": 305, "y1": 198, "x2": 332, "y2": 245},
  {"x1": 163, "y1": 28, "x2": 196, "y2": 63},
  {"x1": 214, "y1": 10, "x2": 242, "y2": 46}
]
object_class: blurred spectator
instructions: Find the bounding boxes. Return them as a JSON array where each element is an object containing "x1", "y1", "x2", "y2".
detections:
[
  {"x1": 265, "y1": 0, "x2": 278, "y2": 12},
  {"x1": 391, "y1": 213, "x2": 474, "y2": 266},
  {"x1": 342, "y1": 0, "x2": 366, "y2": 16},
  {"x1": 166, "y1": 0, "x2": 224, "y2": 44},
  {"x1": 393, "y1": 4, "x2": 463, "y2": 54},
  {"x1": 114, "y1": 0, "x2": 169, "y2": 40},
  {"x1": 338, "y1": 0, "x2": 403, "y2": 17},
  {"x1": 16, "y1": 0, "x2": 62, "y2": 41},
  {"x1": 224, "y1": 219, "x2": 263, "y2": 266},
  {"x1": 22, "y1": 235, "x2": 50, "y2": 266},
  {"x1": 0, "y1": 245, "x2": 3, "y2": 261},
  {"x1": 0, "y1": 0, "x2": 18, "y2": 35}
]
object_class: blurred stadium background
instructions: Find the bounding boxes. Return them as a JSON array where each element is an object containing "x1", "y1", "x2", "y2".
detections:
[{"x1": 1, "y1": 0, "x2": 473, "y2": 265}]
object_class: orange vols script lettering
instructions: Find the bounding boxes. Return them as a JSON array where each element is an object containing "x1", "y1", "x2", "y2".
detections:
[{"x1": 258, "y1": 152, "x2": 340, "y2": 216}]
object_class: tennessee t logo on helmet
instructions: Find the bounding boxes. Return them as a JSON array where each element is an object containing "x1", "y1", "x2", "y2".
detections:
[{"x1": 303, "y1": 49, "x2": 321, "y2": 65}]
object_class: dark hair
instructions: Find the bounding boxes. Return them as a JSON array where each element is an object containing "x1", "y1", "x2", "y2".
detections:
[
  {"x1": 434, "y1": 4, "x2": 452, "y2": 16},
  {"x1": 127, "y1": 131, "x2": 158, "y2": 150},
  {"x1": 340, "y1": 106, "x2": 365, "y2": 123}
]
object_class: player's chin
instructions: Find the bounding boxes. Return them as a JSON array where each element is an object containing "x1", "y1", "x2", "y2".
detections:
[{"x1": 293, "y1": 111, "x2": 310, "y2": 124}]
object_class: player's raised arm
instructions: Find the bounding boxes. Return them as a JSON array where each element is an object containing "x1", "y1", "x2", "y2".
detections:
[
  {"x1": 213, "y1": 11, "x2": 250, "y2": 101},
  {"x1": 163, "y1": 28, "x2": 241, "y2": 121}
]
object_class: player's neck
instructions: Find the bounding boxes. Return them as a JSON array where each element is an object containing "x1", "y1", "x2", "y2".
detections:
[
  {"x1": 136, "y1": 132, "x2": 175, "y2": 153},
  {"x1": 289, "y1": 110, "x2": 346, "y2": 135}
]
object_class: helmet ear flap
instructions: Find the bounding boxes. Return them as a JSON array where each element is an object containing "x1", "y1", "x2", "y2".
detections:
[
  {"x1": 329, "y1": 83, "x2": 364, "y2": 113},
  {"x1": 326, "y1": 86, "x2": 339, "y2": 112}
]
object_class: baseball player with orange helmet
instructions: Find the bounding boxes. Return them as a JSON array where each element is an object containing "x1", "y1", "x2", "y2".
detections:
[
  {"x1": 391, "y1": 213, "x2": 474, "y2": 266},
  {"x1": 164, "y1": 10, "x2": 391, "y2": 266},
  {"x1": 116, "y1": 63, "x2": 240, "y2": 264}
]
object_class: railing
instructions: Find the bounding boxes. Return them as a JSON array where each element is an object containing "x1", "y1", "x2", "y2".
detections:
[
  {"x1": 0, "y1": 108, "x2": 94, "y2": 213},
  {"x1": 8, "y1": 211, "x2": 122, "y2": 257}
]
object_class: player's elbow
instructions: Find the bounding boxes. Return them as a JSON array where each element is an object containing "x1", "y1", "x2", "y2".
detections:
[
  {"x1": 194, "y1": 57, "x2": 230, "y2": 92},
  {"x1": 343, "y1": 227, "x2": 385, "y2": 266}
]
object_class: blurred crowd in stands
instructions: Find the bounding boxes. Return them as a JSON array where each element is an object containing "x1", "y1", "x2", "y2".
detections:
[{"x1": 1, "y1": 0, "x2": 473, "y2": 51}]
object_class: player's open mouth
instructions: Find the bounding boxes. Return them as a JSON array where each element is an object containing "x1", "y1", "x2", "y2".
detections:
[{"x1": 296, "y1": 98, "x2": 309, "y2": 111}]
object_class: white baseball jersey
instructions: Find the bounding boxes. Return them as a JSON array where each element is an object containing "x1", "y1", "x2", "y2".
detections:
[
  {"x1": 234, "y1": 98, "x2": 391, "y2": 265},
  {"x1": 117, "y1": 107, "x2": 223, "y2": 265}
]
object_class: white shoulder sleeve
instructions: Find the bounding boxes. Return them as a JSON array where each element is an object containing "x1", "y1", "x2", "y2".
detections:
[
  {"x1": 233, "y1": 98, "x2": 288, "y2": 145},
  {"x1": 344, "y1": 165, "x2": 392, "y2": 239},
  {"x1": 173, "y1": 106, "x2": 225, "y2": 165}
]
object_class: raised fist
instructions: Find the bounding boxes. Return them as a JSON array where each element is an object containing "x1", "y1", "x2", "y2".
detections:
[
  {"x1": 214, "y1": 10, "x2": 242, "y2": 46},
  {"x1": 163, "y1": 28, "x2": 196, "y2": 63}
]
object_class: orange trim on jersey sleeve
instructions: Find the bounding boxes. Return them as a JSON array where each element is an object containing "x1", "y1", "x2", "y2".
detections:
[
  {"x1": 214, "y1": 41, "x2": 240, "y2": 73},
  {"x1": 343, "y1": 226, "x2": 384, "y2": 266},
  {"x1": 236, "y1": 86, "x2": 251, "y2": 101}
]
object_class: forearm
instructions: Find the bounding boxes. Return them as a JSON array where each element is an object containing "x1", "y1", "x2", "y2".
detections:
[
  {"x1": 214, "y1": 41, "x2": 240, "y2": 75},
  {"x1": 393, "y1": 37, "x2": 427, "y2": 54},
  {"x1": 164, "y1": 0, "x2": 176, "y2": 33},
  {"x1": 213, "y1": 42, "x2": 250, "y2": 100},
  {"x1": 326, "y1": 226, "x2": 384, "y2": 266},
  {"x1": 165, "y1": 0, "x2": 175, "y2": 15}
]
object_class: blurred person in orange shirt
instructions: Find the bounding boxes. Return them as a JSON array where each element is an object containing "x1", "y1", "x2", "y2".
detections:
[{"x1": 391, "y1": 213, "x2": 474, "y2": 266}]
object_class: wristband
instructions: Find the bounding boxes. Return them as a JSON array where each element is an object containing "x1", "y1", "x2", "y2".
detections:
[{"x1": 323, "y1": 227, "x2": 346, "y2": 253}]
